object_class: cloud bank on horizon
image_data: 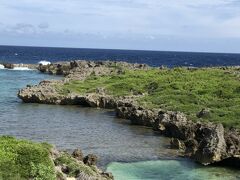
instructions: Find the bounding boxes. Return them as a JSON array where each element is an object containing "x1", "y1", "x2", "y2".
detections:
[{"x1": 0, "y1": 0, "x2": 240, "y2": 53}]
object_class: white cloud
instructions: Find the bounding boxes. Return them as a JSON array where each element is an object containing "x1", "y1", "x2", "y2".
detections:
[{"x1": 0, "y1": 0, "x2": 239, "y2": 52}]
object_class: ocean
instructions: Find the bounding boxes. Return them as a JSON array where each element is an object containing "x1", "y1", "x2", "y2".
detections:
[
  {"x1": 0, "y1": 45, "x2": 240, "y2": 179},
  {"x1": 1, "y1": 45, "x2": 240, "y2": 67}
]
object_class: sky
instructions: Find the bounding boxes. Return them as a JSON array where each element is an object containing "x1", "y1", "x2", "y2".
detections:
[{"x1": 0, "y1": 0, "x2": 240, "y2": 53}]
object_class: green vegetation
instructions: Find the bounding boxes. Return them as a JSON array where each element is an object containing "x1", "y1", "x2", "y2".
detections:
[
  {"x1": 0, "y1": 136, "x2": 106, "y2": 179},
  {"x1": 59, "y1": 67, "x2": 240, "y2": 128},
  {"x1": 55, "y1": 153, "x2": 97, "y2": 177},
  {"x1": 0, "y1": 136, "x2": 55, "y2": 180}
]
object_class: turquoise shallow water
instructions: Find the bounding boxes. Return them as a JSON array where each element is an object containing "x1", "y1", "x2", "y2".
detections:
[
  {"x1": 107, "y1": 160, "x2": 240, "y2": 180},
  {"x1": 0, "y1": 69, "x2": 240, "y2": 179}
]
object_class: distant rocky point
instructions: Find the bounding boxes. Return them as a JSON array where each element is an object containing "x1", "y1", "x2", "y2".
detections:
[{"x1": 0, "y1": 62, "x2": 37, "y2": 70}]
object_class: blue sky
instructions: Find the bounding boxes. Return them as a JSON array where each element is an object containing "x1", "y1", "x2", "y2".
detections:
[{"x1": 0, "y1": 0, "x2": 240, "y2": 52}]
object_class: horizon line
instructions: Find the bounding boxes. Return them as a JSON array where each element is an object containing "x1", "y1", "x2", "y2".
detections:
[{"x1": 0, "y1": 44, "x2": 240, "y2": 55}]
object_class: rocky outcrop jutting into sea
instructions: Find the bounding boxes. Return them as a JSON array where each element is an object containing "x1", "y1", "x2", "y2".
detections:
[
  {"x1": 0, "y1": 62, "x2": 37, "y2": 70},
  {"x1": 18, "y1": 60, "x2": 240, "y2": 167},
  {"x1": 51, "y1": 147, "x2": 113, "y2": 180}
]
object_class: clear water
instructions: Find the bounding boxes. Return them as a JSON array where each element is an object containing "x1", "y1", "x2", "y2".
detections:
[{"x1": 107, "y1": 160, "x2": 240, "y2": 180}]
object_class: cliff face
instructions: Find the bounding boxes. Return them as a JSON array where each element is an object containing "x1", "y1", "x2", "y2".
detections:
[
  {"x1": 18, "y1": 60, "x2": 240, "y2": 167},
  {"x1": 117, "y1": 104, "x2": 240, "y2": 166}
]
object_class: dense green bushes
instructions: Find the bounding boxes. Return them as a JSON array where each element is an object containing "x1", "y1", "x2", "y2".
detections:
[{"x1": 0, "y1": 136, "x2": 55, "y2": 180}]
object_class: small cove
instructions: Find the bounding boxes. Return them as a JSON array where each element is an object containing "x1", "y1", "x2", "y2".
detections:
[{"x1": 0, "y1": 69, "x2": 240, "y2": 179}]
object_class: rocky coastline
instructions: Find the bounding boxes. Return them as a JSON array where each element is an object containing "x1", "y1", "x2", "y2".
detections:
[
  {"x1": 51, "y1": 147, "x2": 113, "y2": 180},
  {"x1": 0, "y1": 62, "x2": 37, "y2": 70},
  {"x1": 18, "y1": 60, "x2": 240, "y2": 168}
]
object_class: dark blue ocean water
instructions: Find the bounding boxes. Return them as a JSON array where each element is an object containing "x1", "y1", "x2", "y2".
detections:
[{"x1": 1, "y1": 45, "x2": 240, "y2": 67}]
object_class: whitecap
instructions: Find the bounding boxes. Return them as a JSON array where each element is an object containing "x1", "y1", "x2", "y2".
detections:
[
  {"x1": 11, "y1": 67, "x2": 34, "y2": 71},
  {"x1": 38, "y1": 60, "x2": 51, "y2": 65},
  {"x1": 0, "y1": 64, "x2": 5, "y2": 69}
]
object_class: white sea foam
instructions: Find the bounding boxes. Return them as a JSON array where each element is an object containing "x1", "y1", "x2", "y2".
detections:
[
  {"x1": 38, "y1": 60, "x2": 51, "y2": 65},
  {"x1": 0, "y1": 64, "x2": 5, "y2": 69},
  {"x1": 11, "y1": 67, "x2": 34, "y2": 71}
]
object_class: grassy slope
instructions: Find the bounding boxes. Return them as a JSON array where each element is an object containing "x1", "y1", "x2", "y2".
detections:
[
  {"x1": 0, "y1": 136, "x2": 108, "y2": 180},
  {"x1": 0, "y1": 136, "x2": 55, "y2": 180},
  {"x1": 60, "y1": 67, "x2": 240, "y2": 129}
]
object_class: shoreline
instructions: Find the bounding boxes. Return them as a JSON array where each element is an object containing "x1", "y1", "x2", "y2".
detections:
[
  {"x1": 17, "y1": 60, "x2": 240, "y2": 168},
  {"x1": 0, "y1": 62, "x2": 37, "y2": 70}
]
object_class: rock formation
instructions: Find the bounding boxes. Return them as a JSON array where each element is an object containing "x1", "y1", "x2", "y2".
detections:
[
  {"x1": 0, "y1": 62, "x2": 37, "y2": 69},
  {"x1": 51, "y1": 148, "x2": 113, "y2": 180}
]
